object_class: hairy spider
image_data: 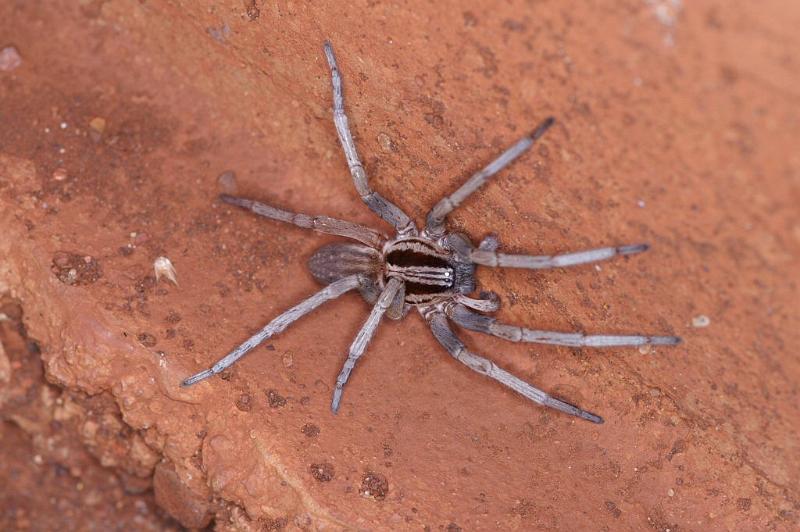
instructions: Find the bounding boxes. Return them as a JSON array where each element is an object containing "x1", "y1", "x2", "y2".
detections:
[{"x1": 182, "y1": 42, "x2": 681, "y2": 423}]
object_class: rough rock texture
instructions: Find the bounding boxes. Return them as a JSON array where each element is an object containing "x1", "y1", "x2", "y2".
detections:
[
  {"x1": 1, "y1": 0, "x2": 798, "y2": 530},
  {"x1": 0, "y1": 296, "x2": 178, "y2": 530}
]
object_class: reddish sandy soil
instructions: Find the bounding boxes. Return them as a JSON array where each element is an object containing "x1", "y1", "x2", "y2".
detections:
[{"x1": 1, "y1": 1, "x2": 799, "y2": 530}]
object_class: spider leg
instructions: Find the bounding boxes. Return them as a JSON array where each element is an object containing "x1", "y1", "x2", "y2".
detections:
[
  {"x1": 357, "y1": 277, "x2": 381, "y2": 304},
  {"x1": 331, "y1": 277, "x2": 403, "y2": 413},
  {"x1": 454, "y1": 292, "x2": 501, "y2": 313},
  {"x1": 385, "y1": 282, "x2": 407, "y2": 320},
  {"x1": 425, "y1": 117, "x2": 554, "y2": 237},
  {"x1": 469, "y1": 243, "x2": 651, "y2": 269},
  {"x1": 422, "y1": 308, "x2": 603, "y2": 423},
  {"x1": 323, "y1": 42, "x2": 416, "y2": 235},
  {"x1": 446, "y1": 303, "x2": 681, "y2": 347},
  {"x1": 219, "y1": 194, "x2": 385, "y2": 248},
  {"x1": 181, "y1": 275, "x2": 364, "y2": 387}
]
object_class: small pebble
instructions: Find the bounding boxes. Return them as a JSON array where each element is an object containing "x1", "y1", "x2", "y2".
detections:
[
  {"x1": 0, "y1": 46, "x2": 22, "y2": 71},
  {"x1": 637, "y1": 199, "x2": 646, "y2": 208},
  {"x1": 668, "y1": 488, "x2": 675, "y2": 497},
  {"x1": 154, "y1": 256, "x2": 178, "y2": 286},
  {"x1": 245, "y1": 0, "x2": 260, "y2": 20},
  {"x1": 377, "y1": 132, "x2": 395, "y2": 152},
  {"x1": 638, "y1": 344, "x2": 652, "y2": 355},
  {"x1": 692, "y1": 315, "x2": 710, "y2": 328},
  {"x1": 89, "y1": 116, "x2": 106, "y2": 133},
  {"x1": 217, "y1": 170, "x2": 238, "y2": 194},
  {"x1": 89, "y1": 117, "x2": 106, "y2": 141},
  {"x1": 52, "y1": 168, "x2": 68, "y2": 181}
]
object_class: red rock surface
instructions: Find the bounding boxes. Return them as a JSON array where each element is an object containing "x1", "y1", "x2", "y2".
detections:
[{"x1": 1, "y1": 1, "x2": 798, "y2": 530}]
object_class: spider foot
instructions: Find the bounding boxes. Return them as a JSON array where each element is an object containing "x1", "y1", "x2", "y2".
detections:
[{"x1": 181, "y1": 368, "x2": 215, "y2": 387}]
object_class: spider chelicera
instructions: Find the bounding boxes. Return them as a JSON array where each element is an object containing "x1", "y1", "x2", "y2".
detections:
[{"x1": 182, "y1": 42, "x2": 681, "y2": 423}]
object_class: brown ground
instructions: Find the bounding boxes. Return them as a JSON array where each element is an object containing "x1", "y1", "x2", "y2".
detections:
[{"x1": 1, "y1": 1, "x2": 798, "y2": 530}]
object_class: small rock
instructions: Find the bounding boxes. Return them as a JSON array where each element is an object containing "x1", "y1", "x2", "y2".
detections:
[
  {"x1": 154, "y1": 256, "x2": 178, "y2": 286},
  {"x1": 737, "y1": 498, "x2": 751, "y2": 511},
  {"x1": 377, "y1": 132, "x2": 395, "y2": 152},
  {"x1": 310, "y1": 463, "x2": 334, "y2": 482},
  {"x1": 137, "y1": 332, "x2": 157, "y2": 348},
  {"x1": 605, "y1": 500, "x2": 622, "y2": 518},
  {"x1": 89, "y1": 116, "x2": 106, "y2": 132},
  {"x1": 692, "y1": 315, "x2": 710, "y2": 328},
  {"x1": 0, "y1": 46, "x2": 22, "y2": 72},
  {"x1": 360, "y1": 471, "x2": 389, "y2": 500},
  {"x1": 301, "y1": 423, "x2": 320, "y2": 438},
  {"x1": 244, "y1": 0, "x2": 260, "y2": 20},
  {"x1": 217, "y1": 170, "x2": 238, "y2": 194},
  {"x1": 89, "y1": 117, "x2": 106, "y2": 141},
  {"x1": 266, "y1": 389, "x2": 286, "y2": 408},
  {"x1": 235, "y1": 393, "x2": 253, "y2": 412},
  {"x1": 52, "y1": 167, "x2": 68, "y2": 181},
  {"x1": 51, "y1": 252, "x2": 101, "y2": 285}
]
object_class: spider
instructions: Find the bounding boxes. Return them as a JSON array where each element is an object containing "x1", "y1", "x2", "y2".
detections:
[{"x1": 182, "y1": 42, "x2": 681, "y2": 423}]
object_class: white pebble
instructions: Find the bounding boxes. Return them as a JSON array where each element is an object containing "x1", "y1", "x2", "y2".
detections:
[
  {"x1": 154, "y1": 256, "x2": 178, "y2": 286},
  {"x1": 692, "y1": 315, "x2": 710, "y2": 328},
  {"x1": 0, "y1": 46, "x2": 22, "y2": 72}
]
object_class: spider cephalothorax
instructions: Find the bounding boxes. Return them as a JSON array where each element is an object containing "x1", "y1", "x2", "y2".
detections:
[{"x1": 182, "y1": 42, "x2": 680, "y2": 423}]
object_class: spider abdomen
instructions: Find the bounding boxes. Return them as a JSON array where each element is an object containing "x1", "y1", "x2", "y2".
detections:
[{"x1": 308, "y1": 243, "x2": 381, "y2": 285}]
